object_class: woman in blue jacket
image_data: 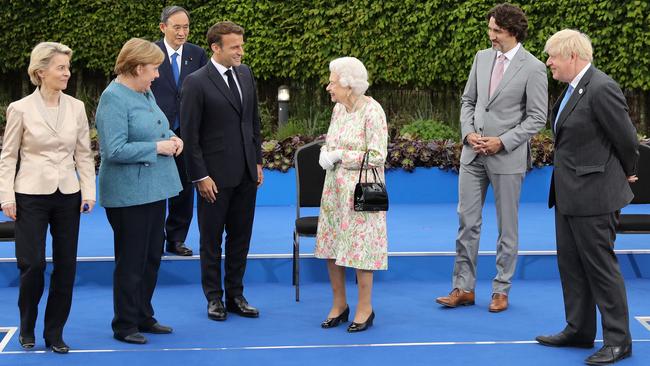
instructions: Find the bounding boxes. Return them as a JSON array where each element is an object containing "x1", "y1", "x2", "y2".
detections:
[{"x1": 96, "y1": 38, "x2": 182, "y2": 345}]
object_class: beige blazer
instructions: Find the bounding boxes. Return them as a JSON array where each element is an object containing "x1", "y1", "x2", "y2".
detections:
[{"x1": 0, "y1": 89, "x2": 96, "y2": 204}]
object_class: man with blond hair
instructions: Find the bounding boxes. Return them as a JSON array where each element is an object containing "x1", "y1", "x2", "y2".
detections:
[{"x1": 535, "y1": 29, "x2": 638, "y2": 365}]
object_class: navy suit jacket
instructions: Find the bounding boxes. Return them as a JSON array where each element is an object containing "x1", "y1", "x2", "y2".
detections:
[
  {"x1": 151, "y1": 40, "x2": 207, "y2": 132},
  {"x1": 549, "y1": 66, "x2": 639, "y2": 216},
  {"x1": 180, "y1": 62, "x2": 262, "y2": 189}
]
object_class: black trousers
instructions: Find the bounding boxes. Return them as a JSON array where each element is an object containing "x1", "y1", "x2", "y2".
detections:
[
  {"x1": 106, "y1": 200, "x2": 165, "y2": 337},
  {"x1": 165, "y1": 131, "x2": 194, "y2": 243},
  {"x1": 198, "y1": 178, "x2": 257, "y2": 301},
  {"x1": 555, "y1": 210, "x2": 631, "y2": 346},
  {"x1": 15, "y1": 190, "x2": 81, "y2": 342}
]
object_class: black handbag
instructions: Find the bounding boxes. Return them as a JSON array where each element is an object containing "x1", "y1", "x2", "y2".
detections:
[{"x1": 353, "y1": 152, "x2": 388, "y2": 211}]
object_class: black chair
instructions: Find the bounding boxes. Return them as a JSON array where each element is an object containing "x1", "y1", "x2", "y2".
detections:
[
  {"x1": 293, "y1": 140, "x2": 326, "y2": 301},
  {"x1": 0, "y1": 209, "x2": 15, "y2": 242},
  {"x1": 617, "y1": 143, "x2": 650, "y2": 233}
]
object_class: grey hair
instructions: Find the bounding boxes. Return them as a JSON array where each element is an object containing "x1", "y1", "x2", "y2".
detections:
[
  {"x1": 329, "y1": 57, "x2": 370, "y2": 96},
  {"x1": 28, "y1": 42, "x2": 72, "y2": 86},
  {"x1": 160, "y1": 6, "x2": 190, "y2": 24}
]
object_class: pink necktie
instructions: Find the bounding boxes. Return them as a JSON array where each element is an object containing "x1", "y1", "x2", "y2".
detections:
[{"x1": 489, "y1": 54, "x2": 506, "y2": 98}]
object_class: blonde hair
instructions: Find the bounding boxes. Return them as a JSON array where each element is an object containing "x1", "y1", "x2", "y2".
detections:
[
  {"x1": 114, "y1": 38, "x2": 165, "y2": 77},
  {"x1": 28, "y1": 42, "x2": 72, "y2": 86},
  {"x1": 544, "y1": 29, "x2": 593, "y2": 62},
  {"x1": 329, "y1": 57, "x2": 370, "y2": 96}
]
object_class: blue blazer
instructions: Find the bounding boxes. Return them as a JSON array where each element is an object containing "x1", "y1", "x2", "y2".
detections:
[
  {"x1": 96, "y1": 81, "x2": 182, "y2": 208},
  {"x1": 150, "y1": 40, "x2": 207, "y2": 132}
]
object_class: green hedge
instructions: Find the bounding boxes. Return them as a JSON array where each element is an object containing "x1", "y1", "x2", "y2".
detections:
[{"x1": 1, "y1": 0, "x2": 648, "y2": 90}]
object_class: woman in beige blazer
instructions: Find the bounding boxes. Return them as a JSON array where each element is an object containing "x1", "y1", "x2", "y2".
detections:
[{"x1": 0, "y1": 42, "x2": 95, "y2": 354}]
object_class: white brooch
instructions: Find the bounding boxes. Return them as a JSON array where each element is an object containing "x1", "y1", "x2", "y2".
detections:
[{"x1": 578, "y1": 88, "x2": 583, "y2": 95}]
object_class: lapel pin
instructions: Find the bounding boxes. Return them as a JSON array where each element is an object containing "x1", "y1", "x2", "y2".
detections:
[{"x1": 578, "y1": 88, "x2": 583, "y2": 94}]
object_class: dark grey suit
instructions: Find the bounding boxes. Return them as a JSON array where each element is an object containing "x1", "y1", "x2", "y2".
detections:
[
  {"x1": 550, "y1": 65, "x2": 638, "y2": 346},
  {"x1": 455, "y1": 45, "x2": 547, "y2": 294}
]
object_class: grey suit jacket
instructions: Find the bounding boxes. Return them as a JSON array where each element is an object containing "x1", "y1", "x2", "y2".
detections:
[
  {"x1": 549, "y1": 66, "x2": 639, "y2": 216},
  {"x1": 460, "y1": 46, "x2": 547, "y2": 174}
]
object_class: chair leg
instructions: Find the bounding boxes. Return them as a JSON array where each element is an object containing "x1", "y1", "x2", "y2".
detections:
[
  {"x1": 292, "y1": 232, "x2": 298, "y2": 286},
  {"x1": 293, "y1": 232, "x2": 300, "y2": 302},
  {"x1": 296, "y1": 246, "x2": 300, "y2": 302}
]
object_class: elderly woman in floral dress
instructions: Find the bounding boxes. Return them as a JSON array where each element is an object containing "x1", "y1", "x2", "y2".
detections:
[{"x1": 315, "y1": 57, "x2": 388, "y2": 333}]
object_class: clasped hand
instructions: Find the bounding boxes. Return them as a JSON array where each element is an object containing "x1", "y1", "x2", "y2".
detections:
[
  {"x1": 319, "y1": 150, "x2": 343, "y2": 170},
  {"x1": 156, "y1": 136, "x2": 183, "y2": 157},
  {"x1": 467, "y1": 133, "x2": 503, "y2": 156}
]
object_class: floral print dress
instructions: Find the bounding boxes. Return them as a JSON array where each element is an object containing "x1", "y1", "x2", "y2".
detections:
[{"x1": 314, "y1": 97, "x2": 388, "y2": 270}]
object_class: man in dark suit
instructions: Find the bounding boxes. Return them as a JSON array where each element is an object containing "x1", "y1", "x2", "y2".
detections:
[
  {"x1": 181, "y1": 21, "x2": 263, "y2": 321},
  {"x1": 535, "y1": 29, "x2": 638, "y2": 365},
  {"x1": 151, "y1": 6, "x2": 207, "y2": 256}
]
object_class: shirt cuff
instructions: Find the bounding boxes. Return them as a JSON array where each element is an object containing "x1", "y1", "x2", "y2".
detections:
[
  {"x1": 1, "y1": 201, "x2": 16, "y2": 208},
  {"x1": 192, "y1": 176, "x2": 209, "y2": 183}
]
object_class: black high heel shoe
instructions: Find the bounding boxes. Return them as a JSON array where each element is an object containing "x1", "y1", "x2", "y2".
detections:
[
  {"x1": 347, "y1": 311, "x2": 375, "y2": 333},
  {"x1": 321, "y1": 306, "x2": 350, "y2": 328},
  {"x1": 45, "y1": 339, "x2": 70, "y2": 354},
  {"x1": 18, "y1": 335, "x2": 35, "y2": 349}
]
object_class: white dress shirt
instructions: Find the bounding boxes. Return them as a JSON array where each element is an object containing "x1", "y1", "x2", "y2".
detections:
[
  {"x1": 210, "y1": 58, "x2": 242, "y2": 102},
  {"x1": 163, "y1": 38, "x2": 183, "y2": 75},
  {"x1": 496, "y1": 42, "x2": 521, "y2": 73}
]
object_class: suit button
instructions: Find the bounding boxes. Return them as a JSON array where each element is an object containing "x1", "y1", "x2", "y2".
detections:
[
  {"x1": 485, "y1": 108, "x2": 489, "y2": 112},
  {"x1": 161, "y1": 134, "x2": 165, "y2": 138},
  {"x1": 158, "y1": 120, "x2": 161, "y2": 124}
]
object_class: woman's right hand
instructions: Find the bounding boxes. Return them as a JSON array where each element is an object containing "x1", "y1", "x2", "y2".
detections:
[
  {"x1": 156, "y1": 140, "x2": 177, "y2": 156},
  {"x1": 2, "y1": 203, "x2": 16, "y2": 220}
]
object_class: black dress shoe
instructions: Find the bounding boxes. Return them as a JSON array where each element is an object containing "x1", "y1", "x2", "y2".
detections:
[
  {"x1": 18, "y1": 335, "x2": 35, "y2": 349},
  {"x1": 208, "y1": 299, "x2": 227, "y2": 321},
  {"x1": 535, "y1": 332, "x2": 594, "y2": 348},
  {"x1": 166, "y1": 241, "x2": 193, "y2": 256},
  {"x1": 113, "y1": 332, "x2": 147, "y2": 344},
  {"x1": 585, "y1": 344, "x2": 632, "y2": 365},
  {"x1": 321, "y1": 306, "x2": 350, "y2": 328},
  {"x1": 347, "y1": 311, "x2": 375, "y2": 333},
  {"x1": 226, "y1": 296, "x2": 259, "y2": 318},
  {"x1": 45, "y1": 339, "x2": 70, "y2": 354},
  {"x1": 139, "y1": 322, "x2": 173, "y2": 334}
]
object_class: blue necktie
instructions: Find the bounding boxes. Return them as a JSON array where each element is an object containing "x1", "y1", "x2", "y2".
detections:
[
  {"x1": 171, "y1": 53, "x2": 180, "y2": 130},
  {"x1": 171, "y1": 52, "x2": 180, "y2": 86},
  {"x1": 554, "y1": 85, "x2": 574, "y2": 131}
]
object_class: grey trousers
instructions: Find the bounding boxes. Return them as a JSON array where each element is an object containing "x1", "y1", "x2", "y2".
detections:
[{"x1": 452, "y1": 157, "x2": 524, "y2": 294}]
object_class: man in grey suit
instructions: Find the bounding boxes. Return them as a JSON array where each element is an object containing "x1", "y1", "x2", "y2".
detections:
[
  {"x1": 436, "y1": 3, "x2": 547, "y2": 312},
  {"x1": 535, "y1": 29, "x2": 637, "y2": 366}
]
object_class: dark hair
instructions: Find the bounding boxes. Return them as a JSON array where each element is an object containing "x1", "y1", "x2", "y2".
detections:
[
  {"x1": 486, "y1": 3, "x2": 528, "y2": 42},
  {"x1": 206, "y1": 21, "x2": 245, "y2": 47},
  {"x1": 160, "y1": 6, "x2": 190, "y2": 24}
]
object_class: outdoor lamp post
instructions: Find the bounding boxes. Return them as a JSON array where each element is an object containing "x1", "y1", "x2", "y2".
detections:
[{"x1": 277, "y1": 85, "x2": 290, "y2": 127}]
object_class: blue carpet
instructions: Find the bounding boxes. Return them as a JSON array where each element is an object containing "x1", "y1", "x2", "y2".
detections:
[
  {"x1": 1, "y1": 203, "x2": 649, "y2": 259},
  {"x1": 0, "y1": 280, "x2": 648, "y2": 365}
]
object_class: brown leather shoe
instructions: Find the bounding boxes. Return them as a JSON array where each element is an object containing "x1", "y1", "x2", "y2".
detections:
[
  {"x1": 435, "y1": 288, "x2": 475, "y2": 307},
  {"x1": 489, "y1": 293, "x2": 508, "y2": 312}
]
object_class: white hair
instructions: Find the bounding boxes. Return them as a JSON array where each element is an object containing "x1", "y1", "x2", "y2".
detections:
[{"x1": 329, "y1": 57, "x2": 369, "y2": 96}]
